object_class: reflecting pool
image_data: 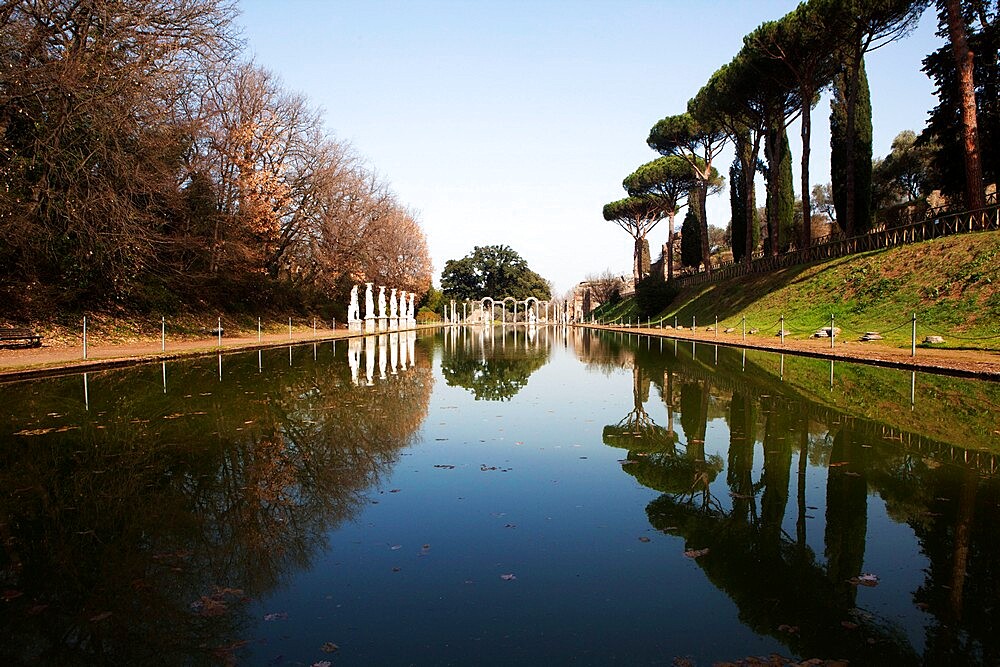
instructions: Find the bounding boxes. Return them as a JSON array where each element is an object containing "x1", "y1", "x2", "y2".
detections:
[{"x1": 1, "y1": 328, "x2": 999, "y2": 665}]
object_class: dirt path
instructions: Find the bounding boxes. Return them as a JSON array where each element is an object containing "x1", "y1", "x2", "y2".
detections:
[
  {"x1": 586, "y1": 324, "x2": 1000, "y2": 380},
  {"x1": 2, "y1": 323, "x2": 999, "y2": 382},
  {"x1": 0, "y1": 327, "x2": 431, "y2": 382}
]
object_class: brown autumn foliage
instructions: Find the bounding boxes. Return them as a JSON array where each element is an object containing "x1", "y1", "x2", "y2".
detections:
[{"x1": 0, "y1": 0, "x2": 433, "y2": 317}]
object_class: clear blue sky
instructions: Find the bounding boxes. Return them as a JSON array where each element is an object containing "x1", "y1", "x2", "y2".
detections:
[{"x1": 238, "y1": 0, "x2": 943, "y2": 295}]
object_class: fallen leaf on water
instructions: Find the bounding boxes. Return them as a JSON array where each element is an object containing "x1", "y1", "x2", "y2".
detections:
[
  {"x1": 312, "y1": 662, "x2": 332, "y2": 667},
  {"x1": 390, "y1": 544, "x2": 402, "y2": 550},
  {"x1": 638, "y1": 536, "x2": 651, "y2": 543},
  {"x1": 2, "y1": 590, "x2": 23, "y2": 601},
  {"x1": 192, "y1": 595, "x2": 227, "y2": 617},
  {"x1": 89, "y1": 611, "x2": 113, "y2": 622},
  {"x1": 684, "y1": 548, "x2": 710, "y2": 559},
  {"x1": 828, "y1": 461, "x2": 849, "y2": 467},
  {"x1": 500, "y1": 574, "x2": 516, "y2": 581},
  {"x1": 777, "y1": 624, "x2": 799, "y2": 634},
  {"x1": 13, "y1": 428, "x2": 57, "y2": 436},
  {"x1": 321, "y1": 642, "x2": 339, "y2": 653},
  {"x1": 841, "y1": 621, "x2": 859, "y2": 630},
  {"x1": 849, "y1": 573, "x2": 879, "y2": 587},
  {"x1": 263, "y1": 612, "x2": 288, "y2": 621},
  {"x1": 210, "y1": 640, "x2": 251, "y2": 664},
  {"x1": 389, "y1": 489, "x2": 401, "y2": 493}
]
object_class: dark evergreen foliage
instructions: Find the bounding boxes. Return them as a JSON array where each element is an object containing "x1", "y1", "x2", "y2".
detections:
[
  {"x1": 831, "y1": 59, "x2": 874, "y2": 234},
  {"x1": 680, "y1": 208, "x2": 702, "y2": 269},
  {"x1": 635, "y1": 275, "x2": 680, "y2": 318}
]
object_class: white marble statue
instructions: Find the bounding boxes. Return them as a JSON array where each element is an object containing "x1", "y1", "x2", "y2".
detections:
[
  {"x1": 378, "y1": 286, "x2": 386, "y2": 319},
  {"x1": 364, "y1": 283, "x2": 375, "y2": 319},
  {"x1": 390, "y1": 288, "x2": 398, "y2": 318},
  {"x1": 408, "y1": 293, "x2": 416, "y2": 319},
  {"x1": 348, "y1": 285, "x2": 360, "y2": 321}
]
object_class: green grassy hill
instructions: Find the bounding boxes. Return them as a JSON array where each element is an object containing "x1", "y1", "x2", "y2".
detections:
[{"x1": 593, "y1": 230, "x2": 1000, "y2": 350}]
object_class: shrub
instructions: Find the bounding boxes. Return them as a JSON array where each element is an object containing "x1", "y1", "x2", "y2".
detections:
[
  {"x1": 416, "y1": 307, "x2": 440, "y2": 323},
  {"x1": 635, "y1": 276, "x2": 679, "y2": 318}
]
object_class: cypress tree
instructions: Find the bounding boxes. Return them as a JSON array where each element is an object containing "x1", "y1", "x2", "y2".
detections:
[
  {"x1": 729, "y1": 156, "x2": 760, "y2": 262},
  {"x1": 765, "y1": 129, "x2": 795, "y2": 253},
  {"x1": 680, "y1": 208, "x2": 702, "y2": 269},
  {"x1": 831, "y1": 58, "x2": 873, "y2": 235}
]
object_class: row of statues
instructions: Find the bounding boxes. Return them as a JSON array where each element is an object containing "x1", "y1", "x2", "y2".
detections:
[{"x1": 348, "y1": 283, "x2": 416, "y2": 332}]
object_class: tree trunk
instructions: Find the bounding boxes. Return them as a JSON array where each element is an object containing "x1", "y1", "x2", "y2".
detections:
[
  {"x1": 696, "y1": 181, "x2": 712, "y2": 273},
  {"x1": 633, "y1": 235, "x2": 643, "y2": 286},
  {"x1": 667, "y1": 211, "x2": 675, "y2": 281},
  {"x1": 764, "y1": 123, "x2": 784, "y2": 257},
  {"x1": 944, "y1": 0, "x2": 986, "y2": 211},
  {"x1": 800, "y1": 86, "x2": 813, "y2": 249}
]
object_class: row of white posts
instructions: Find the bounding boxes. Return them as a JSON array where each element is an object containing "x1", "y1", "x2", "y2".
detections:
[
  {"x1": 81, "y1": 314, "x2": 341, "y2": 360},
  {"x1": 592, "y1": 312, "x2": 929, "y2": 358}
]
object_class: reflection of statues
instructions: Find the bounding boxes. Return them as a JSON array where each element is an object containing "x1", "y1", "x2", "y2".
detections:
[
  {"x1": 365, "y1": 335, "x2": 376, "y2": 385},
  {"x1": 378, "y1": 334, "x2": 388, "y2": 380},
  {"x1": 390, "y1": 332, "x2": 399, "y2": 374},
  {"x1": 348, "y1": 285, "x2": 360, "y2": 322},
  {"x1": 378, "y1": 286, "x2": 387, "y2": 319},
  {"x1": 390, "y1": 288, "x2": 398, "y2": 319},
  {"x1": 364, "y1": 283, "x2": 375, "y2": 319},
  {"x1": 348, "y1": 337, "x2": 361, "y2": 384}
]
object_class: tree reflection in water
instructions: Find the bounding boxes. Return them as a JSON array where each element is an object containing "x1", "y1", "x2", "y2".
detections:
[
  {"x1": 583, "y1": 330, "x2": 1000, "y2": 665},
  {"x1": 440, "y1": 325, "x2": 551, "y2": 400},
  {"x1": 0, "y1": 336, "x2": 433, "y2": 664}
]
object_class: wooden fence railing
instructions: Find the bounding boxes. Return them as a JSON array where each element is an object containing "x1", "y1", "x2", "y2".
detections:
[{"x1": 673, "y1": 201, "x2": 1000, "y2": 289}]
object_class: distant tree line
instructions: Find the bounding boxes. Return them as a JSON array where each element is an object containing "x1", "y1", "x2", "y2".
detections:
[
  {"x1": 0, "y1": 0, "x2": 433, "y2": 315},
  {"x1": 604, "y1": 0, "x2": 996, "y2": 282}
]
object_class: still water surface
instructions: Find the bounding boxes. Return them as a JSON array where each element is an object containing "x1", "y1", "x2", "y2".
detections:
[{"x1": 1, "y1": 327, "x2": 999, "y2": 665}]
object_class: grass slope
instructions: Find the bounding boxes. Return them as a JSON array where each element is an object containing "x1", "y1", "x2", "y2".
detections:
[{"x1": 596, "y1": 230, "x2": 1000, "y2": 350}]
